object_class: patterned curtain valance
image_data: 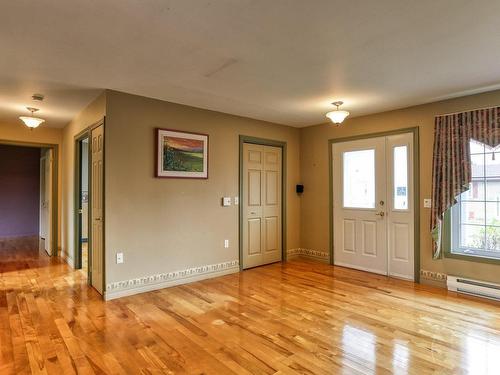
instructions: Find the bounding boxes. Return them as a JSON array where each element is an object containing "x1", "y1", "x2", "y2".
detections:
[{"x1": 431, "y1": 106, "x2": 500, "y2": 259}]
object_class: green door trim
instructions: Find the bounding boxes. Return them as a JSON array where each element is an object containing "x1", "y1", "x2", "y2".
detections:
[
  {"x1": 239, "y1": 135, "x2": 287, "y2": 271},
  {"x1": 0, "y1": 139, "x2": 59, "y2": 257},
  {"x1": 74, "y1": 130, "x2": 91, "y2": 277},
  {"x1": 328, "y1": 127, "x2": 421, "y2": 283}
]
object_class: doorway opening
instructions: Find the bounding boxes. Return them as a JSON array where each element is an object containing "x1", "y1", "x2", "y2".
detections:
[
  {"x1": 239, "y1": 136, "x2": 287, "y2": 270},
  {"x1": 75, "y1": 136, "x2": 89, "y2": 277},
  {"x1": 0, "y1": 141, "x2": 58, "y2": 261},
  {"x1": 74, "y1": 121, "x2": 105, "y2": 295},
  {"x1": 329, "y1": 128, "x2": 420, "y2": 281}
]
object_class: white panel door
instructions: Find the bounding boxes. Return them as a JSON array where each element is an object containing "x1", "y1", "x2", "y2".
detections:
[
  {"x1": 332, "y1": 134, "x2": 415, "y2": 280},
  {"x1": 242, "y1": 143, "x2": 282, "y2": 269},
  {"x1": 333, "y1": 137, "x2": 388, "y2": 275},
  {"x1": 387, "y1": 133, "x2": 414, "y2": 280},
  {"x1": 91, "y1": 125, "x2": 104, "y2": 294}
]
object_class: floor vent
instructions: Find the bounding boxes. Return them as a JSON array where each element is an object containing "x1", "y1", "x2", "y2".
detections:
[{"x1": 447, "y1": 276, "x2": 500, "y2": 301}]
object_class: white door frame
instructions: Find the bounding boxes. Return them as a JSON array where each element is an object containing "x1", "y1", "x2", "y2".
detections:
[
  {"x1": 239, "y1": 136, "x2": 287, "y2": 270},
  {"x1": 328, "y1": 127, "x2": 420, "y2": 282}
]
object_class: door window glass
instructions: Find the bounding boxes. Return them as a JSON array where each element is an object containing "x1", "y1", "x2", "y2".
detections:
[
  {"x1": 393, "y1": 146, "x2": 409, "y2": 210},
  {"x1": 343, "y1": 149, "x2": 375, "y2": 208}
]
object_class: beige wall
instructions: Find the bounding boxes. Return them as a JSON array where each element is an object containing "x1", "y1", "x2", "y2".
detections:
[
  {"x1": 104, "y1": 90, "x2": 301, "y2": 285},
  {"x1": 0, "y1": 121, "x2": 63, "y2": 248},
  {"x1": 60, "y1": 92, "x2": 105, "y2": 264},
  {"x1": 300, "y1": 89, "x2": 500, "y2": 285}
]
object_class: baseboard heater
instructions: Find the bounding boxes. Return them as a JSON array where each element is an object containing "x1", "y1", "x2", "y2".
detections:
[{"x1": 447, "y1": 276, "x2": 500, "y2": 301}]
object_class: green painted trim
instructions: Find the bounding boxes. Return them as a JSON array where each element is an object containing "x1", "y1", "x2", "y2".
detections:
[
  {"x1": 413, "y1": 127, "x2": 421, "y2": 283},
  {"x1": 328, "y1": 127, "x2": 421, "y2": 282},
  {"x1": 239, "y1": 135, "x2": 287, "y2": 270},
  {"x1": 0, "y1": 139, "x2": 57, "y2": 149},
  {"x1": 442, "y1": 209, "x2": 500, "y2": 265},
  {"x1": 74, "y1": 131, "x2": 91, "y2": 276},
  {"x1": 328, "y1": 140, "x2": 334, "y2": 265},
  {"x1": 0, "y1": 139, "x2": 59, "y2": 257}
]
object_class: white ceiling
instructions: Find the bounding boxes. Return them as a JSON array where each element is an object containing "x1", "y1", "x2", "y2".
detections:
[{"x1": 1, "y1": 0, "x2": 500, "y2": 128}]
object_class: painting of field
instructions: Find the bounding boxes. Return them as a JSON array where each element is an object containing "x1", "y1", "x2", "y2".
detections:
[{"x1": 163, "y1": 136, "x2": 204, "y2": 172}]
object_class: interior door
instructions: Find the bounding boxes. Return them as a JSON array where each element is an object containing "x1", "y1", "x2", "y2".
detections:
[
  {"x1": 242, "y1": 143, "x2": 282, "y2": 269},
  {"x1": 91, "y1": 125, "x2": 104, "y2": 294},
  {"x1": 332, "y1": 137, "x2": 388, "y2": 275}
]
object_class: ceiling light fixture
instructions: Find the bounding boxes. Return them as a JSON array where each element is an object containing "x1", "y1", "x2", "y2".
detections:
[
  {"x1": 326, "y1": 101, "x2": 350, "y2": 124},
  {"x1": 19, "y1": 107, "x2": 45, "y2": 129}
]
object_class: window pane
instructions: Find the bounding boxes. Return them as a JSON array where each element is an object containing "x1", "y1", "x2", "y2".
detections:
[
  {"x1": 485, "y1": 152, "x2": 500, "y2": 177},
  {"x1": 460, "y1": 181, "x2": 484, "y2": 201},
  {"x1": 455, "y1": 141, "x2": 500, "y2": 258},
  {"x1": 486, "y1": 202, "x2": 500, "y2": 225},
  {"x1": 343, "y1": 149, "x2": 375, "y2": 208},
  {"x1": 485, "y1": 225, "x2": 500, "y2": 251},
  {"x1": 393, "y1": 146, "x2": 408, "y2": 210},
  {"x1": 471, "y1": 154, "x2": 484, "y2": 178},
  {"x1": 470, "y1": 139, "x2": 485, "y2": 154},
  {"x1": 460, "y1": 201, "x2": 485, "y2": 225},
  {"x1": 460, "y1": 224, "x2": 484, "y2": 249},
  {"x1": 486, "y1": 180, "x2": 500, "y2": 201}
]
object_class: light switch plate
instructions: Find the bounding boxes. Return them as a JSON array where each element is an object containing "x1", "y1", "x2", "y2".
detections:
[
  {"x1": 116, "y1": 252, "x2": 124, "y2": 264},
  {"x1": 224, "y1": 239, "x2": 229, "y2": 248},
  {"x1": 424, "y1": 198, "x2": 432, "y2": 208},
  {"x1": 234, "y1": 197, "x2": 239, "y2": 205},
  {"x1": 222, "y1": 197, "x2": 231, "y2": 206}
]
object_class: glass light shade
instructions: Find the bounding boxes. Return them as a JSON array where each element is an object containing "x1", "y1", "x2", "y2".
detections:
[
  {"x1": 19, "y1": 116, "x2": 45, "y2": 128},
  {"x1": 326, "y1": 110, "x2": 350, "y2": 124}
]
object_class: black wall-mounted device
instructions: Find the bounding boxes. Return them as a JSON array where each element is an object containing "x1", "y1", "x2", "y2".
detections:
[{"x1": 296, "y1": 184, "x2": 304, "y2": 194}]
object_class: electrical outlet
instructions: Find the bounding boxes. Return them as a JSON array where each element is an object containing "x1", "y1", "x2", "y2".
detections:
[
  {"x1": 420, "y1": 269, "x2": 447, "y2": 281},
  {"x1": 424, "y1": 198, "x2": 432, "y2": 208},
  {"x1": 116, "y1": 252, "x2": 124, "y2": 264},
  {"x1": 224, "y1": 239, "x2": 229, "y2": 248},
  {"x1": 222, "y1": 197, "x2": 231, "y2": 206}
]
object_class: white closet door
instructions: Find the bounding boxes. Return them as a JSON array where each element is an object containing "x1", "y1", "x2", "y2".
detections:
[
  {"x1": 242, "y1": 143, "x2": 282, "y2": 269},
  {"x1": 91, "y1": 125, "x2": 104, "y2": 294}
]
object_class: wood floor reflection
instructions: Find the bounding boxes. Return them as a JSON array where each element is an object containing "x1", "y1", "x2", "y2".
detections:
[{"x1": 1, "y1": 243, "x2": 500, "y2": 374}]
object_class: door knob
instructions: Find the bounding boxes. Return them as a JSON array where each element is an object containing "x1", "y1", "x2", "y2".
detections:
[{"x1": 375, "y1": 211, "x2": 385, "y2": 217}]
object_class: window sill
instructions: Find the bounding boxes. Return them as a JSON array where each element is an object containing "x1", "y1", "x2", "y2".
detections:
[{"x1": 445, "y1": 250, "x2": 500, "y2": 265}]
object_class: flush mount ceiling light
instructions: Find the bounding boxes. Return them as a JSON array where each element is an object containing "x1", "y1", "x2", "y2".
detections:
[
  {"x1": 326, "y1": 101, "x2": 350, "y2": 124},
  {"x1": 19, "y1": 107, "x2": 45, "y2": 129}
]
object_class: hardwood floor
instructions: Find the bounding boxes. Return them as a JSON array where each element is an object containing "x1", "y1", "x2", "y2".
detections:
[{"x1": 1, "y1": 243, "x2": 500, "y2": 374}]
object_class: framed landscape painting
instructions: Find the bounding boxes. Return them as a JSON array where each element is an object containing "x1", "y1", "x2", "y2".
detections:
[{"x1": 156, "y1": 128, "x2": 209, "y2": 179}]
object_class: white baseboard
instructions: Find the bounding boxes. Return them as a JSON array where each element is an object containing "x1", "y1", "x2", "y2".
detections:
[
  {"x1": 104, "y1": 260, "x2": 240, "y2": 301},
  {"x1": 287, "y1": 248, "x2": 329, "y2": 262}
]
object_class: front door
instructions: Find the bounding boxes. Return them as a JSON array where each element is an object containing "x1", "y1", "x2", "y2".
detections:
[
  {"x1": 90, "y1": 125, "x2": 104, "y2": 294},
  {"x1": 242, "y1": 143, "x2": 282, "y2": 269},
  {"x1": 332, "y1": 133, "x2": 414, "y2": 280}
]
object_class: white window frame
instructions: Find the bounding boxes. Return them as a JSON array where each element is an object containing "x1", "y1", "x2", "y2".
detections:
[{"x1": 450, "y1": 140, "x2": 500, "y2": 260}]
